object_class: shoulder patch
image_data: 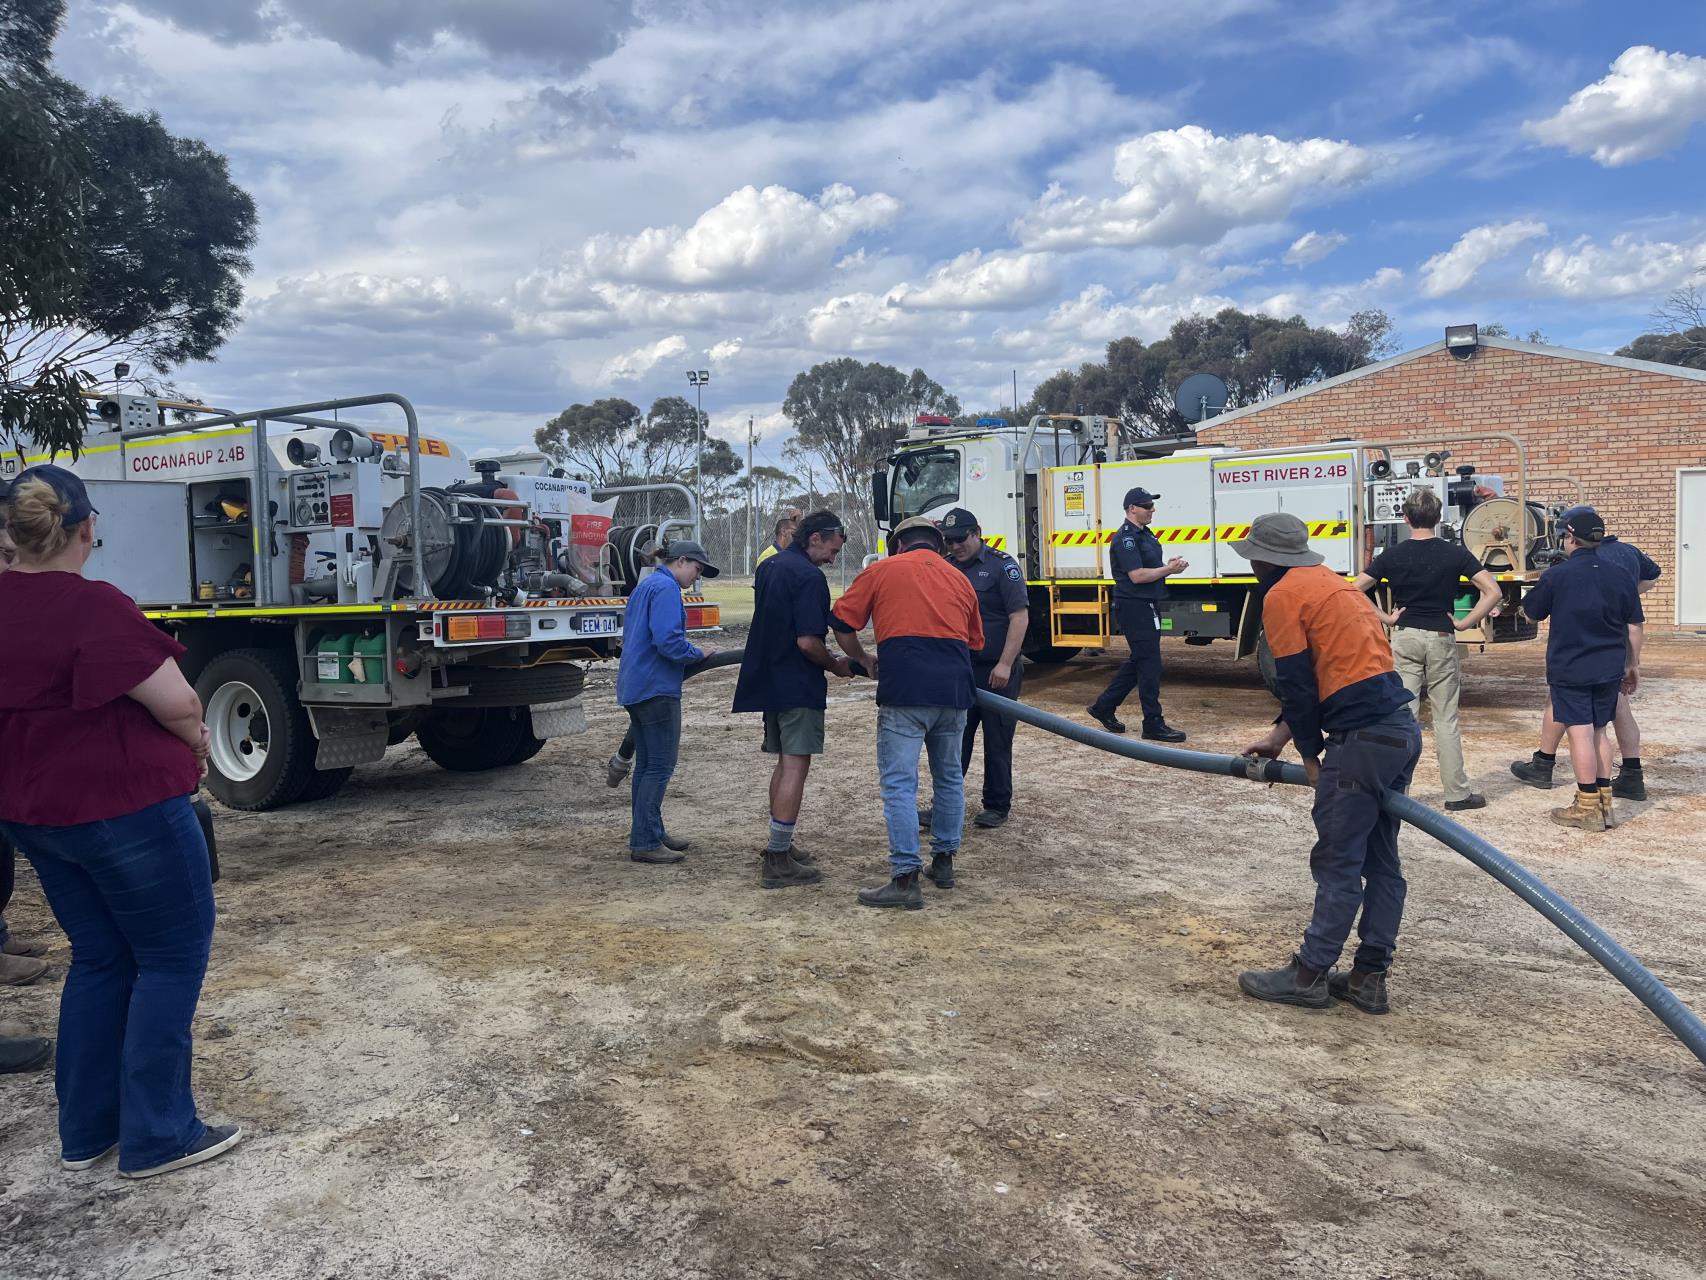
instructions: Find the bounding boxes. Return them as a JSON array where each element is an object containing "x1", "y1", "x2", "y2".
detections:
[
  {"x1": 1121, "y1": 537, "x2": 1136, "y2": 549},
  {"x1": 1004, "y1": 562, "x2": 1022, "y2": 581}
]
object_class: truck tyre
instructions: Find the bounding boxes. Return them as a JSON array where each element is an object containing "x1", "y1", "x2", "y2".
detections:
[
  {"x1": 441, "y1": 663, "x2": 585, "y2": 709},
  {"x1": 297, "y1": 767, "x2": 354, "y2": 803},
  {"x1": 504, "y1": 734, "x2": 547, "y2": 766},
  {"x1": 1255, "y1": 630, "x2": 1279, "y2": 697},
  {"x1": 197, "y1": 648, "x2": 317, "y2": 811},
  {"x1": 415, "y1": 706, "x2": 541, "y2": 772}
]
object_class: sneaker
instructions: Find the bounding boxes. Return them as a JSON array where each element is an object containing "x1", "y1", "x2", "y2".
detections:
[
  {"x1": 661, "y1": 831, "x2": 692, "y2": 852},
  {"x1": 1086, "y1": 705, "x2": 1126, "y2": 734},
  {"x1": 760, "y1": 848, "x2": 821, "y2": 889},
  {"x1": 1, "y1": 936, "x2": 48, "y2": 958},
  {"x1": 120, "y1": 1125, "x2": 241, "y2": 1180},
  {"x1": 0, "y1": 953, "x2": 48, "y2": 987},
  {"x1": 1238, "y1": 955, "x2": 1331, "y2": 1009},
  {"x1": 0, "y1": 1034, "x2": 52, "y2": 1075},
  {"x1": 924, "y1": 854, "x2": 956, "y2": 889},
  {"x1": 62, "y1": 1142, "x2": 118, "y2": 1171},
  {"x1": 630, "y1": 847, "x2": 685, "y2": 864},
  {"x1": 1510, "y1": 753, "x2": 1556, "y2": 789},
  {"x1": 972, "y1": 809, "x2": 1008, "y2": 828},
  {"x1": 1611, "y1": 768, "x2": 1646, "y2": 801},
  {"x1": 1443, "y1": 794, "x2": 1486, "y2": 812},
  {"x1": 857, "y1": 870, "x2": 925, "y2": 910},
  {"x1": 1327, "y1": 968, "x2": 1390, "y2": 1014},
  {"x1": 1141, "y1": 722, "x2": 1187, "y2": 743}
]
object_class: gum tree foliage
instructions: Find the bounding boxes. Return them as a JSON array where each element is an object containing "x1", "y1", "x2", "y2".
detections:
[
  {"x1": 534, "y1": 395, "x2": 742, "y2": 522},
  {"x1": 782, "y1": 359, "x2": 959, "y2": 545},
  {"x1": 1022, "y1": 307, "x2": 1397, "y2": 445},
  {"x1": 1, "y1": 0, "x2": 257, "y2": 461}
]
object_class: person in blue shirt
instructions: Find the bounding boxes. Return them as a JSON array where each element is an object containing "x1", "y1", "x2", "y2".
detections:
[
  {"x1": 1519, "y1": 508, "x2": 1644, "y2": 831},
  {"x1": 1087, "y1": 487, "x2": 1189, "y2": 742},
  {"x1": 1512, "y1": 507, "x2": 1661, "y2": 801},
  {"x1": 616, "y1": 540, "x2": 718, "y2": 863}
]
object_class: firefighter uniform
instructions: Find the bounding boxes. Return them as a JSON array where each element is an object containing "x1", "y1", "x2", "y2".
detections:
[
  {"x1": 943, "y1": 510, "x2": 1029, "y2": 819},
  {"x1": 1089, "y1": 488, "x2": 1182, "y2": 739}
]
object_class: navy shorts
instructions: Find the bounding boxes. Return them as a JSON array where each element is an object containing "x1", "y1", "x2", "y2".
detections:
[{"x1": 1551, "y1": 682, "x2": 1620, "y2": 729}]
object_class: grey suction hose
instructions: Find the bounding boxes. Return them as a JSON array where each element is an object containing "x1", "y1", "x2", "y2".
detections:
[{"x1": 977, "y1": 689, "x2": 1706, "y2": 1071}]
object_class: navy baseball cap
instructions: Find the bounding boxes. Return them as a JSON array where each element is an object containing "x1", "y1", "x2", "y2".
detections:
[
  {"x1": 940, "y1": 507, "x2": 979, "y2": 541},
  {"x1": 11, "y1": 464, "x2": 98, "y2": 527},
  {"x1": 1123, "y1": 487, "x2": 1160, "y2": 508},
  {"x1": 1562, "y1": 506, "x2": 1604, "y2": 542}
]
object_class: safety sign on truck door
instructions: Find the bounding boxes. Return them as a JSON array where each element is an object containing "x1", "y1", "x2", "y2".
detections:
[{"x1": 1063, "y1": 483, "x2": 1085, "y2": 515}]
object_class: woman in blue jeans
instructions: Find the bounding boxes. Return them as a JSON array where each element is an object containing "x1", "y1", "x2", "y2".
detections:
[
  {"x1": 0, "y1": 466, "x2": 240, "y2": 1178},
  {"x1": 615, "y1": 540, "x2": 719, "y2": 863}
]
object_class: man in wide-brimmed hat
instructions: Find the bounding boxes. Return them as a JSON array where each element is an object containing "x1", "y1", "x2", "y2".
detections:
[{"x1": 1234, "y1": 513, "x2": 1420, "y2": 1016}]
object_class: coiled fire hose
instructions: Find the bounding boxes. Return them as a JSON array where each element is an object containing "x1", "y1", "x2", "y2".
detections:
[{"x1": 606, "y1": 647, "x2": 1706, "y2": 1070}]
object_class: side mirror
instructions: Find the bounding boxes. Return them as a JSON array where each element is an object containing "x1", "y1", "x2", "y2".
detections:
[{"x1": 870, "y1": 468, "x2": 890, "y2": 524}]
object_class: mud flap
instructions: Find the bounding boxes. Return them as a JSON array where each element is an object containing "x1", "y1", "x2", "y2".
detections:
[{"x1": 529, "y1": 696, "x2": 588, "y2": 740}]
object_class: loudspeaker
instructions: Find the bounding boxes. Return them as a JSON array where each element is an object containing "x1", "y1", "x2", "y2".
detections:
[
  {"x1": 331, "y1": 429, "x2": 382, "y2": 462},
  {"x1": 286, "y1": 436, "x2": 321, "y2": 465}
]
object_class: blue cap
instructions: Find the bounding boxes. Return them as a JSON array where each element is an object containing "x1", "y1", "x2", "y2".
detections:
[
  {"x1": 9, "y1": 464, "x2": 98, "y2": 527},
  {"x1": 1123, "y1": 487, "x2": 1160, "y2": 508},
  {"x1": 940, "y1": 507, "x2": 979, "y2": 540}
]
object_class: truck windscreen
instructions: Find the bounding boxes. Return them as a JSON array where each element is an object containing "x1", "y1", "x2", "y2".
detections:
[{"x1": 891, "y1": 449, "x2": 959, "y2": 519}]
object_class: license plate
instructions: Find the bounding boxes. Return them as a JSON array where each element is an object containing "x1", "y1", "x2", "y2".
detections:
[{"x1": 572, "y1": 612, "x2": 619, "y2": 635}]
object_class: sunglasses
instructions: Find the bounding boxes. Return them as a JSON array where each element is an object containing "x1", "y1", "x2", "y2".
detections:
[{"x1": 1133, "y1": 502, "x2": 1154, "y2": 510}]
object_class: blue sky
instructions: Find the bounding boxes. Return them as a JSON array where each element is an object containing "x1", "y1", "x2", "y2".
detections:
[{"x1": 50, "y1": 1, "x2": 1706, "y2": 471}]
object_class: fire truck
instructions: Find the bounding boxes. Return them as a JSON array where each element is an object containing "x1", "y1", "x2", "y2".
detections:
[
  {"x1": 1, "y1": 392, "x2": 717, "y2": 810},
  {"x1": 874, "y1": 413, "x2": 1569, "y2": 680}
]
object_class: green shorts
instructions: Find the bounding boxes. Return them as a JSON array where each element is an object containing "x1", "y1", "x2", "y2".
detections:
[{"x1": 762, "y1": 707, "x2": 826, "y2": 756}]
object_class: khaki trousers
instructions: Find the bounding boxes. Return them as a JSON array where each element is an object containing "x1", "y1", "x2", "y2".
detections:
[{"x1": 1389, "y1": 627, "x2": 1471, "y2": 802}]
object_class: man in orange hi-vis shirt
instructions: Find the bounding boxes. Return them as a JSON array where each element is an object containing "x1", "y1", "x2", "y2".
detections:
[
  {"x1": 831, "y1": 517, "x2": 983, "y2": 911},
  {"x1": 1235, "y1": 513, "x2": 1420, "y2": 1017}
]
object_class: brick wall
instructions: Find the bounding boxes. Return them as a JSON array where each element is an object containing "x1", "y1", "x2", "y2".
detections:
[{"x1": 1196, "y1": 344, "x2": 1706, "y2": 629}]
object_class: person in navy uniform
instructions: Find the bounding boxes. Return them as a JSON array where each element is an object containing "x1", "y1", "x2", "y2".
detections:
[
  {"x1": 1087, "y1": 487, "x2": 1188, "y2": 741},
  {"x1": 935, "y1": 507, "x2": 1029, "y2": 829}
]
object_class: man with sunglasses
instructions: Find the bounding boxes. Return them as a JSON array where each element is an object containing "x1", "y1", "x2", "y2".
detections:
[{"x1": 1087, "y1": 487, "x2": 1188, "y2": 741}]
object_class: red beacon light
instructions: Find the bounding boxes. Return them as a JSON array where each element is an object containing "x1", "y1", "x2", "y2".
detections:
[{"x1": 915, "y1": 413, "x2": 953, "y2": 427}]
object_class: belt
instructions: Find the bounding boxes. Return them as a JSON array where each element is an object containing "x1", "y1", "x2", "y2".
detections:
[{"x1": 1393, "y1": 621, "x2": 1452, "y2": 635}]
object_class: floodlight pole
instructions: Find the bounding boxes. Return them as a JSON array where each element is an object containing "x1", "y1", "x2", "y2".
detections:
[
  {"x1": 745, "y1": 414, "x2": 755, "y2": 573},
  {"x1": 687, "y1": 369, "x2": 709, "y2": 540}
]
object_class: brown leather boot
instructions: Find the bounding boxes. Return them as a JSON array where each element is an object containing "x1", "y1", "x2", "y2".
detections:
[
  {"x1": 1549, "y1": 791, "x2": 1605, "y2": 831},
  {"x1": 760, "y1": 848, "x2": 821, "y2": 889},
  {"x1": 0, "y1": 953, "x2": 49, "y2": 986},
  {"x1": 1597, "y1": 786, "x2": 1617, "y2": 829}
]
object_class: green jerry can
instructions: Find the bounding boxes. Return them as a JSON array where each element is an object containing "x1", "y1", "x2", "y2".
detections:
[
  {"x1": 351, "y1": 632, "x2": 385, "y2": 685},
  {"x1": 315, "y1": 633, "x2": 355, "y2": 684}
]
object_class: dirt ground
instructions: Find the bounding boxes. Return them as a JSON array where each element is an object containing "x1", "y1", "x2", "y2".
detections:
[{"x1": 3, "y1": 632, "x2": 1706, "y2": 1280}]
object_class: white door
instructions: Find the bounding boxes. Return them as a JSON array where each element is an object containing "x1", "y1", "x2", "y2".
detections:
[{"x1": 1679, "y1": 469, "x2": 1706, "y2": 626}]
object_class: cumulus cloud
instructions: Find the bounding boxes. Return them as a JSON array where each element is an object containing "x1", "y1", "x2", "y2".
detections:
[
  {"x1": 992, "y1": 282, "x2": 1238, "y2": 353},
  {"x1": 125, "y1": 0, "x2": 637, "y2": 71},
  {"x1": 803, "y1": 289, "x2": 973, "y2": 351},
  {"x1": 251, "y1": 271, "x2": 516, "y2": 336},
  {"x1": 581, "y1": 184, "x2": 900, "y2": 291},
  {"x1": 1524, "y1": 46, "x2": 1706, "y2": 167},
  {"x1": 1015, "y1": 126, "x2": 1378, "y2": 252},
  {"x1": 708, "y1": 338, "x2": 744, "y2": 368},
  {"x1": 1527, "y1": 235, "x2": 1706, "y2": 299},
  {"x1": 598, "y1": 334, "x2": 688, "y2": 383},
  {"x1": 894, "y1": 250, "x2": 1057, "y2": 311},
  {"x1": 1283, "y1": 231, "x2": 1347, "y2": 267},
  {"x1": 1418, "y1": 220, "x2": 1548, "y2": 297}
]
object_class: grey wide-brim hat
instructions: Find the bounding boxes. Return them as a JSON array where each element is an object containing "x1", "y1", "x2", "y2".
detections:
[
  {"x1": 663, "y1": 539, "x2": 721, "y2": 577},
  {"x1": 1229, "y1": 511, "x2": 1324, "y2": 567}
]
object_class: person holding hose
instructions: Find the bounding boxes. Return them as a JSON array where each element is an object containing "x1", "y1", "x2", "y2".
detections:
[
  {"x1": 616, "y1": 540, "x2": 719, "y2": 864},
  {"x1": 1235, "y1": 513, "x2": 1421, "y2": 1015},
  {"x1": 0, "y1": 466, "x2": 239, "y2": 1177}
]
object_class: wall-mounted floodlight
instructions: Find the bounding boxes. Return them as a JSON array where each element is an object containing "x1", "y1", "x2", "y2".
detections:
[{"x1": 1445, "y1": 324, "x2": 1479, "y2": 361}]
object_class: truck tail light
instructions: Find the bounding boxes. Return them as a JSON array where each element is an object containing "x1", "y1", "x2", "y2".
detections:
[
  {"x1": 447, "y1": 613, "x2": 531, "y2": 642},
  {"x1": 686, "y1": 605, "x2": 720, "y2": 628}
]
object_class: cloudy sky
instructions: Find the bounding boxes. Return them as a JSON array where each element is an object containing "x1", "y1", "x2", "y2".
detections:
[{"x1": 50, "y1": 2, "x2": 1706, "y2": 468}]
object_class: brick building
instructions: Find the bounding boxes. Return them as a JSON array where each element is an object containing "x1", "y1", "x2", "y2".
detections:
[{"x1": 1195, "y1": 332, "x2": 1706, "y2": 630}]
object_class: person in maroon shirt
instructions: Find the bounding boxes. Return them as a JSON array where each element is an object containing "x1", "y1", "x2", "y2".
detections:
[{"x1": 0, "y1": 466, "x2": 241, "y2": 1178}]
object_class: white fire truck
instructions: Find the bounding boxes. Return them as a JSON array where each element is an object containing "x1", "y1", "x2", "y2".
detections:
[
  {"x1": 1, "y1": 393, "x2": 718, "y2": 810},
  {"x1": 874, "y1": 414, "x2": 1570, "y2": 679}
]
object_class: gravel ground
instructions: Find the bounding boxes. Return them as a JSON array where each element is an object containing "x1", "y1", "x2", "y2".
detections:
[{"x1": 2, "y1": 633, "x2": 1704, "y2": 1279}]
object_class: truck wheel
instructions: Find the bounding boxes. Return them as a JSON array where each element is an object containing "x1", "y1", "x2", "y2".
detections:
[
  {"x1": 415, "y1": 706, "x2": 541, "y2": 772},
  {"x1": 1025, "y1": 643, "x2": 1081, "y2": 666},
  {"x1": 297, "y1": 767, "x2": 354, "y2": 802},
  {"x1": 504, "y1": 735, "x2": 547, "y2": 766},
  {"x1": 441, "y1": 663, "x2": 585, "y2": 708},
  {"x1": 1255, "y1": 630, "x2": 1279, "y2": 697},
  {"x1": 196, "y1": 648, "x2": 317, "y2": 811}
]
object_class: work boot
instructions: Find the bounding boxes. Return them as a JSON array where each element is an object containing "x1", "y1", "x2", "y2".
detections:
[
  {"x1": 0, "y1": 953, "x2": 49, "y2": 987},
  {"x1": 857, "y1": 870, "x2": 924, "y2": 910},
  {"x1": 1611, "y1": 767, "x2": 1646, "y2": 801},
  {"x1": 1510, "y1": 753, "x2": 1556, "y2": 789},
  {"x1": 1141, "y1": 722, "x2": 1187, "y2": 743},
  {"x1": 1444, "y1": 794, "x2": 1487, "y2": 812},
  {"x1": 1549, "y1": 791, "x2": 1605, "y2": 831},
  {"x1": 1086, "y1": 705, "x2": 1126, "y2": 734},
  {"x1": 761, "y1": 848, "x2": 821, "y2": 889},
  {"x1": 917, "y1": 809, "x2": 932, "y2": 830},
  {"x1": 924, "y1": 854, "x2": 956, "y2": 889},
  {"x1": 1238, "y1": 955, "x2": 1330, "y2": 1009},
  {"x1": 0, "y1": 1034, "x2": 53, "y2": 1075},
  {"x1": 788, "y1": 845, "x2": 818, "y2": 867},
  {"x1": 1597, "y1": 786, "x2": 1618, "y2": 830},
  {"x1": 972, "y1": 808, "x2": 1008, "y2": 829},
  {"x1": 661, "y1": 832, "x2": 692, "y2": 853},
  {"x1": 1, "y1": 935, "x2": 48, "y2": 958},
  {"x1": 630, "y1": 847, "x2": 685, "y2": 865},
  {"x1": 1328, "y1": 967, "x2": 1390, "y2": 1015}
]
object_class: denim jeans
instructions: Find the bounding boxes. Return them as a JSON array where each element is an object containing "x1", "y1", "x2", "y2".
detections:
[
  {"x1": 1, "y1": 794, "x2": 215, "y2": 1171},
  {"x1": 877, "y1": 705, "x2": 967, "y2": 876},
  {"x1": 1300, "y1": 714, "x2": 1423, "y2": 974},
  {"x1": 626, "y1": 695, "x2": 682, "y2": 852}
]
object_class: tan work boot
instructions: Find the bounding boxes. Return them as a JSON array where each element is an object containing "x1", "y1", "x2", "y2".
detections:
[
  {"x1": 1597, "y1": 786, "x2": 1618, "y2": 829},
  {"x1": 1549, "y1": 791, "x2": 1605, "y2": 832},
  {"x1": 0, "y1": 953, "x2": 49, "y2": 986}
]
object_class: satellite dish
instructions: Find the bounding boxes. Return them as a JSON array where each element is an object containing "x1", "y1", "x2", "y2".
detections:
[{"x1": 1173, "y1": 372, "x2": 1229, "y2": 423}]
